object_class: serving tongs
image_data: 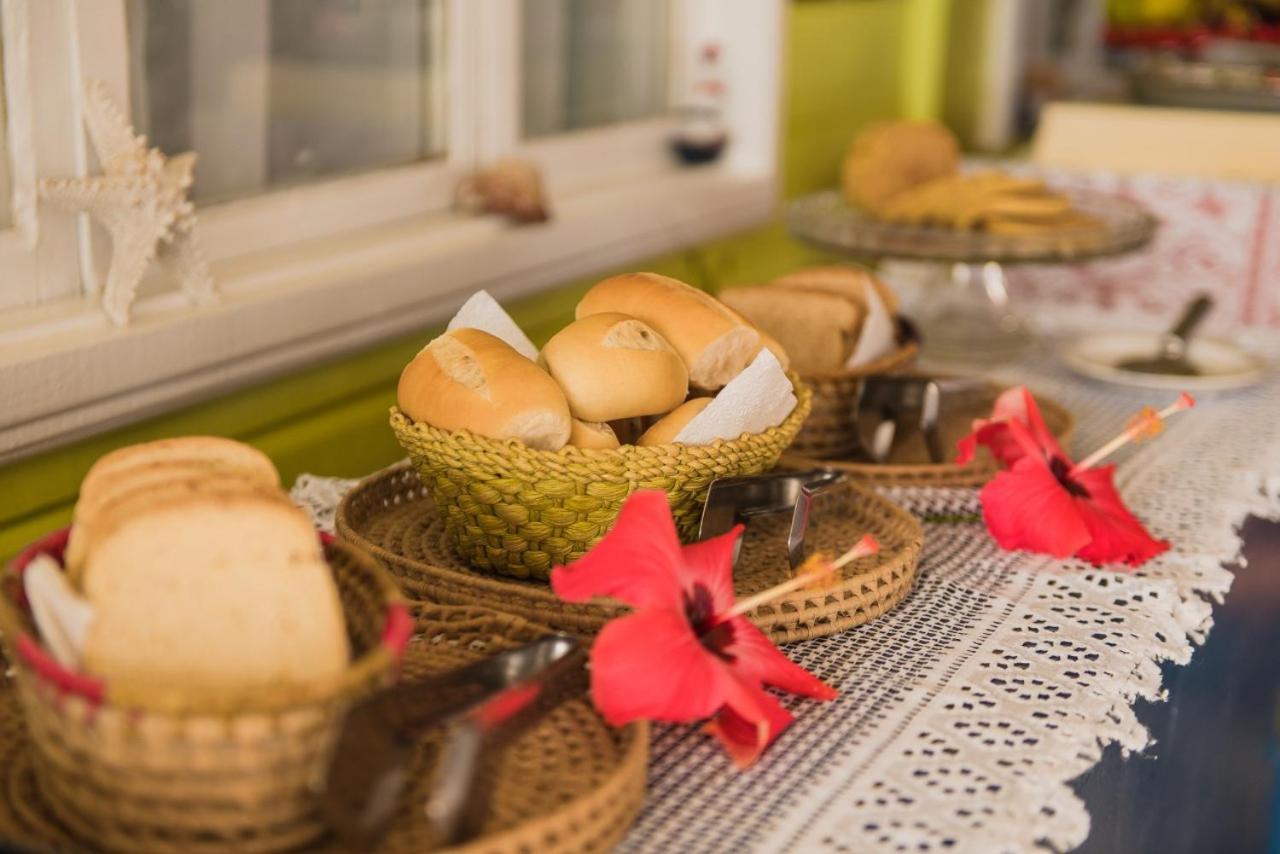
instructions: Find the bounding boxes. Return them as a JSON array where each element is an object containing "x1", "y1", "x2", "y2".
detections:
[
  {"x1": 697, "y1": 469, "x2": 845, "y2": 569},
  {"x1": 853, "y1": 375, "x2": 987, "y2": 464},
  {"x1": 322, "y1": 635, "x2": 586, "y2": 850}
]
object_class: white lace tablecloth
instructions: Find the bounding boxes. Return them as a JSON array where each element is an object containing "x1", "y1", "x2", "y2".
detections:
[{"x1": 291, "y1": 354, "x2": 1280, "y2": 854}]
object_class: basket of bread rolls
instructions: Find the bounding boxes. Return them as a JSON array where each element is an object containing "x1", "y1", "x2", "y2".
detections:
[
  {"x1": 390, "y1": 273, "x2": 812, "y2": 580},
  {"x1": 0, "y1": 437, "x2": 410, "y2": 854},
  {"x1": 720, "y1": 264, "x2": 918, "y2": 460}
]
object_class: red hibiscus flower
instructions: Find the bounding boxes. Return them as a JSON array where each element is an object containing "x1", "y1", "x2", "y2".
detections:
[
  {"x1": 958, "y1": 388, "x2": 1194, "y2": 568},
  {"x1": 551, "y1": 491, "x2": 874, "y2": 767},
  {"x1": 955, "y1": 385, "x2": 1065, "y2": 468}
]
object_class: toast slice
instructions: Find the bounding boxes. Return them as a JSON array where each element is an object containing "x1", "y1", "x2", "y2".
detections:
[
  {"x1": 772, "y1": 265, "x2": 900, "y2": 315},
  {"x1": 82, "y1": 493, "x2": 348, "y2": 709},
  {"x1": 68, "y1": 473, "x2": 291, "y2": 588},
  {"x1": 720, "y1": 285, "x2": 863, "y2": 374}
]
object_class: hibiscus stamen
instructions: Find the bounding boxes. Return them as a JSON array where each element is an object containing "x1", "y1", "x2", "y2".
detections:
[
  {"x1": 722, "y1": 535, "x2": 879, "y2": 619},
  {"x1": 793, "y1": 550, "x2": 837, "y2": 591},
  {"x1": 1072, "y1": 393, "x2": 1195, "y2": 473}
]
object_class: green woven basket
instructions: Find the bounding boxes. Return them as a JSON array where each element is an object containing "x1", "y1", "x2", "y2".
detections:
[{"x1": 390, "y1": 377, "x2": 812, "y2": 580}]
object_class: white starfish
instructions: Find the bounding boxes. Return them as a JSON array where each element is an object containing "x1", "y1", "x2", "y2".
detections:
[{"x1": 39, "y1": 79, "x2": 216, "y2": 327}]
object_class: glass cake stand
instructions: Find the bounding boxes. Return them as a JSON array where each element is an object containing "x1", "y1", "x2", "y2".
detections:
[{"x1": 785, "y1": 189, "x2": 1159, "y2": 365}]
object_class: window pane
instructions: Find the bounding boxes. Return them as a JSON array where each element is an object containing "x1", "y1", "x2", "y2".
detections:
[
  {"x1": 522, "y1": 0, "x2": 670, "y2": 138},
  {"x1": 0, "y1": 9, "x2": 12, "y2": 230},
  {"x1": 127, "y1": 0, "x2": 445, "y2": 204}
]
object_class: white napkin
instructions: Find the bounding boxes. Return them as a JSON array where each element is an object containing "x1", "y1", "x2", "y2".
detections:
[
  {"x1": 674, "y1": 350, "x2": 797, "y2": 445},
  {"x1": 446, "y1": 290, "x2": 539, "y2": 361},
  {"x1": 845, "y1": 285, "x2": 896, "y2": 368},
  {"x1": 23, "y1": 554, "x2": 93, "y2": 669}
]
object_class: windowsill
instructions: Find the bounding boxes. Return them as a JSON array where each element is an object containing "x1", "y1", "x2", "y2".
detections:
[{"x1": 0, "y1": 165, "x2": 776, "y2": 463}]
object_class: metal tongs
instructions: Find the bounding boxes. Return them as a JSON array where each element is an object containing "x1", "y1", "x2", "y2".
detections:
[
  {"x1": 854, "y1": 375, "x2": 987, "y2": 464},
  {"x1": 322, "y1": 635, "x2": 585, "y2": 849},
  {"x1": 697, "y1": 469, "x2": 845, "y2": 569}
]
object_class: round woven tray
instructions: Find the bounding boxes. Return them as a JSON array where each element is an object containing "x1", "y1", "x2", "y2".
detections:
[
  {"x1": 338, "y1": 463, "x2": 924, "y2": 644},
  {"x1": 780, "y1": 384, "x2": 1074, "y2": 487},
  {"x1": 791, "y1": 341, "x2": 920, "y2": 459},
  {"x1": 0, "y1": 601, "x2": 649, "y2": 854}
]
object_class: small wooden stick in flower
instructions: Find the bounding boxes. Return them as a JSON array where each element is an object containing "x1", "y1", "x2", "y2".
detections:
[
  {"x1": 1072, "y1": 393, "x2": 1195, "y2": 474},
  {"x1": 724, "y1": 535, "x2": 880, "y2": 619}
]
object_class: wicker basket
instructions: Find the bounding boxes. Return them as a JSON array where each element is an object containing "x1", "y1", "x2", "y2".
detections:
[
  {"x1": 389, "y1": 377, "x2": 813, "y2": 580},
  {"x1": 0, "y1": 527, "x2": 411, "y2": 854},
  {"x1": 790, "y1": 342, "x2": 919, "y2": 459},
  {"x1": 0, "y1": 601, "x2": 650, "y2": 854}
]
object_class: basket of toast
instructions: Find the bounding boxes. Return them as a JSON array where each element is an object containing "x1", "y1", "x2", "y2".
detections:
[
  {"x1": 0, "y1": 437, "x2": 409, "y2": 853},
  {"x1": 721, "y1": 265, "x2": 917, "y2": 460}
]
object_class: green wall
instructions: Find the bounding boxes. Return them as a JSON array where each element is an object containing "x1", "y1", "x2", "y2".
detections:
[{"x1": 0, "y1": 0, "x2": 944, "y2": 557}]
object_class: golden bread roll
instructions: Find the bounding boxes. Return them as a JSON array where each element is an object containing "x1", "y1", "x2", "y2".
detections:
[
  {"x1": 720, "y1": 285, "x2": 863, "y2": 374},
  {"x1": 841, "y1": 120, "x2": 959, "y2": 214},
  {"x1": 636, "y1": 398, "x2": 713, "y2": 447},
  {"x1": 567, "y1": 418, "x2": 621, "y2": 450},
  {"x1": 576, "y1": 273, "x2": 760, "y2": 390},
  {"x1": 397, "y1": 328, "x2": 571, "y2": 450},
  {"x1": 540, "y1": 313, "x2": 689, "y2": 422},
  {"x1": 718, "y1": 301, "x2": 791, "y2": 370},
  {"x1": 772, "y1": 265, "x2": 900, "y2": 315},
  {"x1": 81, "y1": 493, "x2": 348, "y2": 708}
]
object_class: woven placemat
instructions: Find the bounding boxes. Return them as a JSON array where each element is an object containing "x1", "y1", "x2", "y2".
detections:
[
  {"x1": 780, "y1": 385, "x2": 1075, "y2": 487},
  {"x1": 0, "y1": 602, "x2": 648, "y2": 854},
  {"x1": 338, "y1": 465, "x2": 924, "y2": 644}
]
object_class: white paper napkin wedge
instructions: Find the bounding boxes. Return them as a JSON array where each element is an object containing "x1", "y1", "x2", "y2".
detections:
[
  {"x1": 446, "y1": 290, "x2": 540, "y2": 360},
  {"x1": 845, "y1": 285, "x2": 896, "y2": 368},
  {"x1": 674, "y1": 350, "x2": 797, "y2": 445},
  {"x1": 23, "y1": 554, "x2": 93, "y2": 669}
]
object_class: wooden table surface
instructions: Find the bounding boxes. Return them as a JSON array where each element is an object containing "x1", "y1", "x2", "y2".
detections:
[{"x1": 1073, "y1": 514, "x2": 1280, "y2": 854}]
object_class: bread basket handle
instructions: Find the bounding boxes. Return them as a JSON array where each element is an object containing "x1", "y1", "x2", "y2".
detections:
[
  {"x1": 380, "y1": 602, "x2": 413, "y2": 660},
  {"x1": 319, "y1": 531, "x2": 412, "y2": 660}
]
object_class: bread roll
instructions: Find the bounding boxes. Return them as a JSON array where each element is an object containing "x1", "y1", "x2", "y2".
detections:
[
  {"x1": 841, "y1": 120, "x2": 959, "y2": 214},
  {"x1": 576, "y1": 273, "x2": 760, "y2": 390},
  {"x1": 540, "y1": 313, "x2": 689, "y2": 422},
  {"x1": 398, "y1": 328, "x2": 571, "y2": 450},
  {"x1": 637, "y1": 398, "x2": 713, "y2": 446},
  {"x1": 720, "y1": 285, "x2": 863, "y2": 374},
  {"x1": 568, "y1": 419, "x2": 620, "y2": 450},
  {"x1": 753, "y1": 329, "x2": 791, "y2": 372},
  {"x1": 717, "y1": 301, "x2": 791, "y2": 371},
  {"x1": 82, "y1": 494, "x2": 348, "y2": 708},
  {"x1": 772, "y1": 265, "x2": 900, "y2": 315}
]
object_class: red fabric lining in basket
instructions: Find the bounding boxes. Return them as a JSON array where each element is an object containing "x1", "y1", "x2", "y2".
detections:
[{"x1": 8, "y1": 526, "x2": 409, "y2": 705}]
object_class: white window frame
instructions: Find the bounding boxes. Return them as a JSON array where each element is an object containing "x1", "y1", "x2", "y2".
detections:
[
  {"x1": 0, "y1": 0, "x2": 85, "y2": 312},
  {"x1": 0, "y1": 0, "x2": 783, "y2": 462}
]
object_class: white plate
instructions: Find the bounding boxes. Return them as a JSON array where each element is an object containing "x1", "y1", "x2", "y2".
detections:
[{"x1": 1061, "y1": 332, "x2": 1267, "y2": 391}]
